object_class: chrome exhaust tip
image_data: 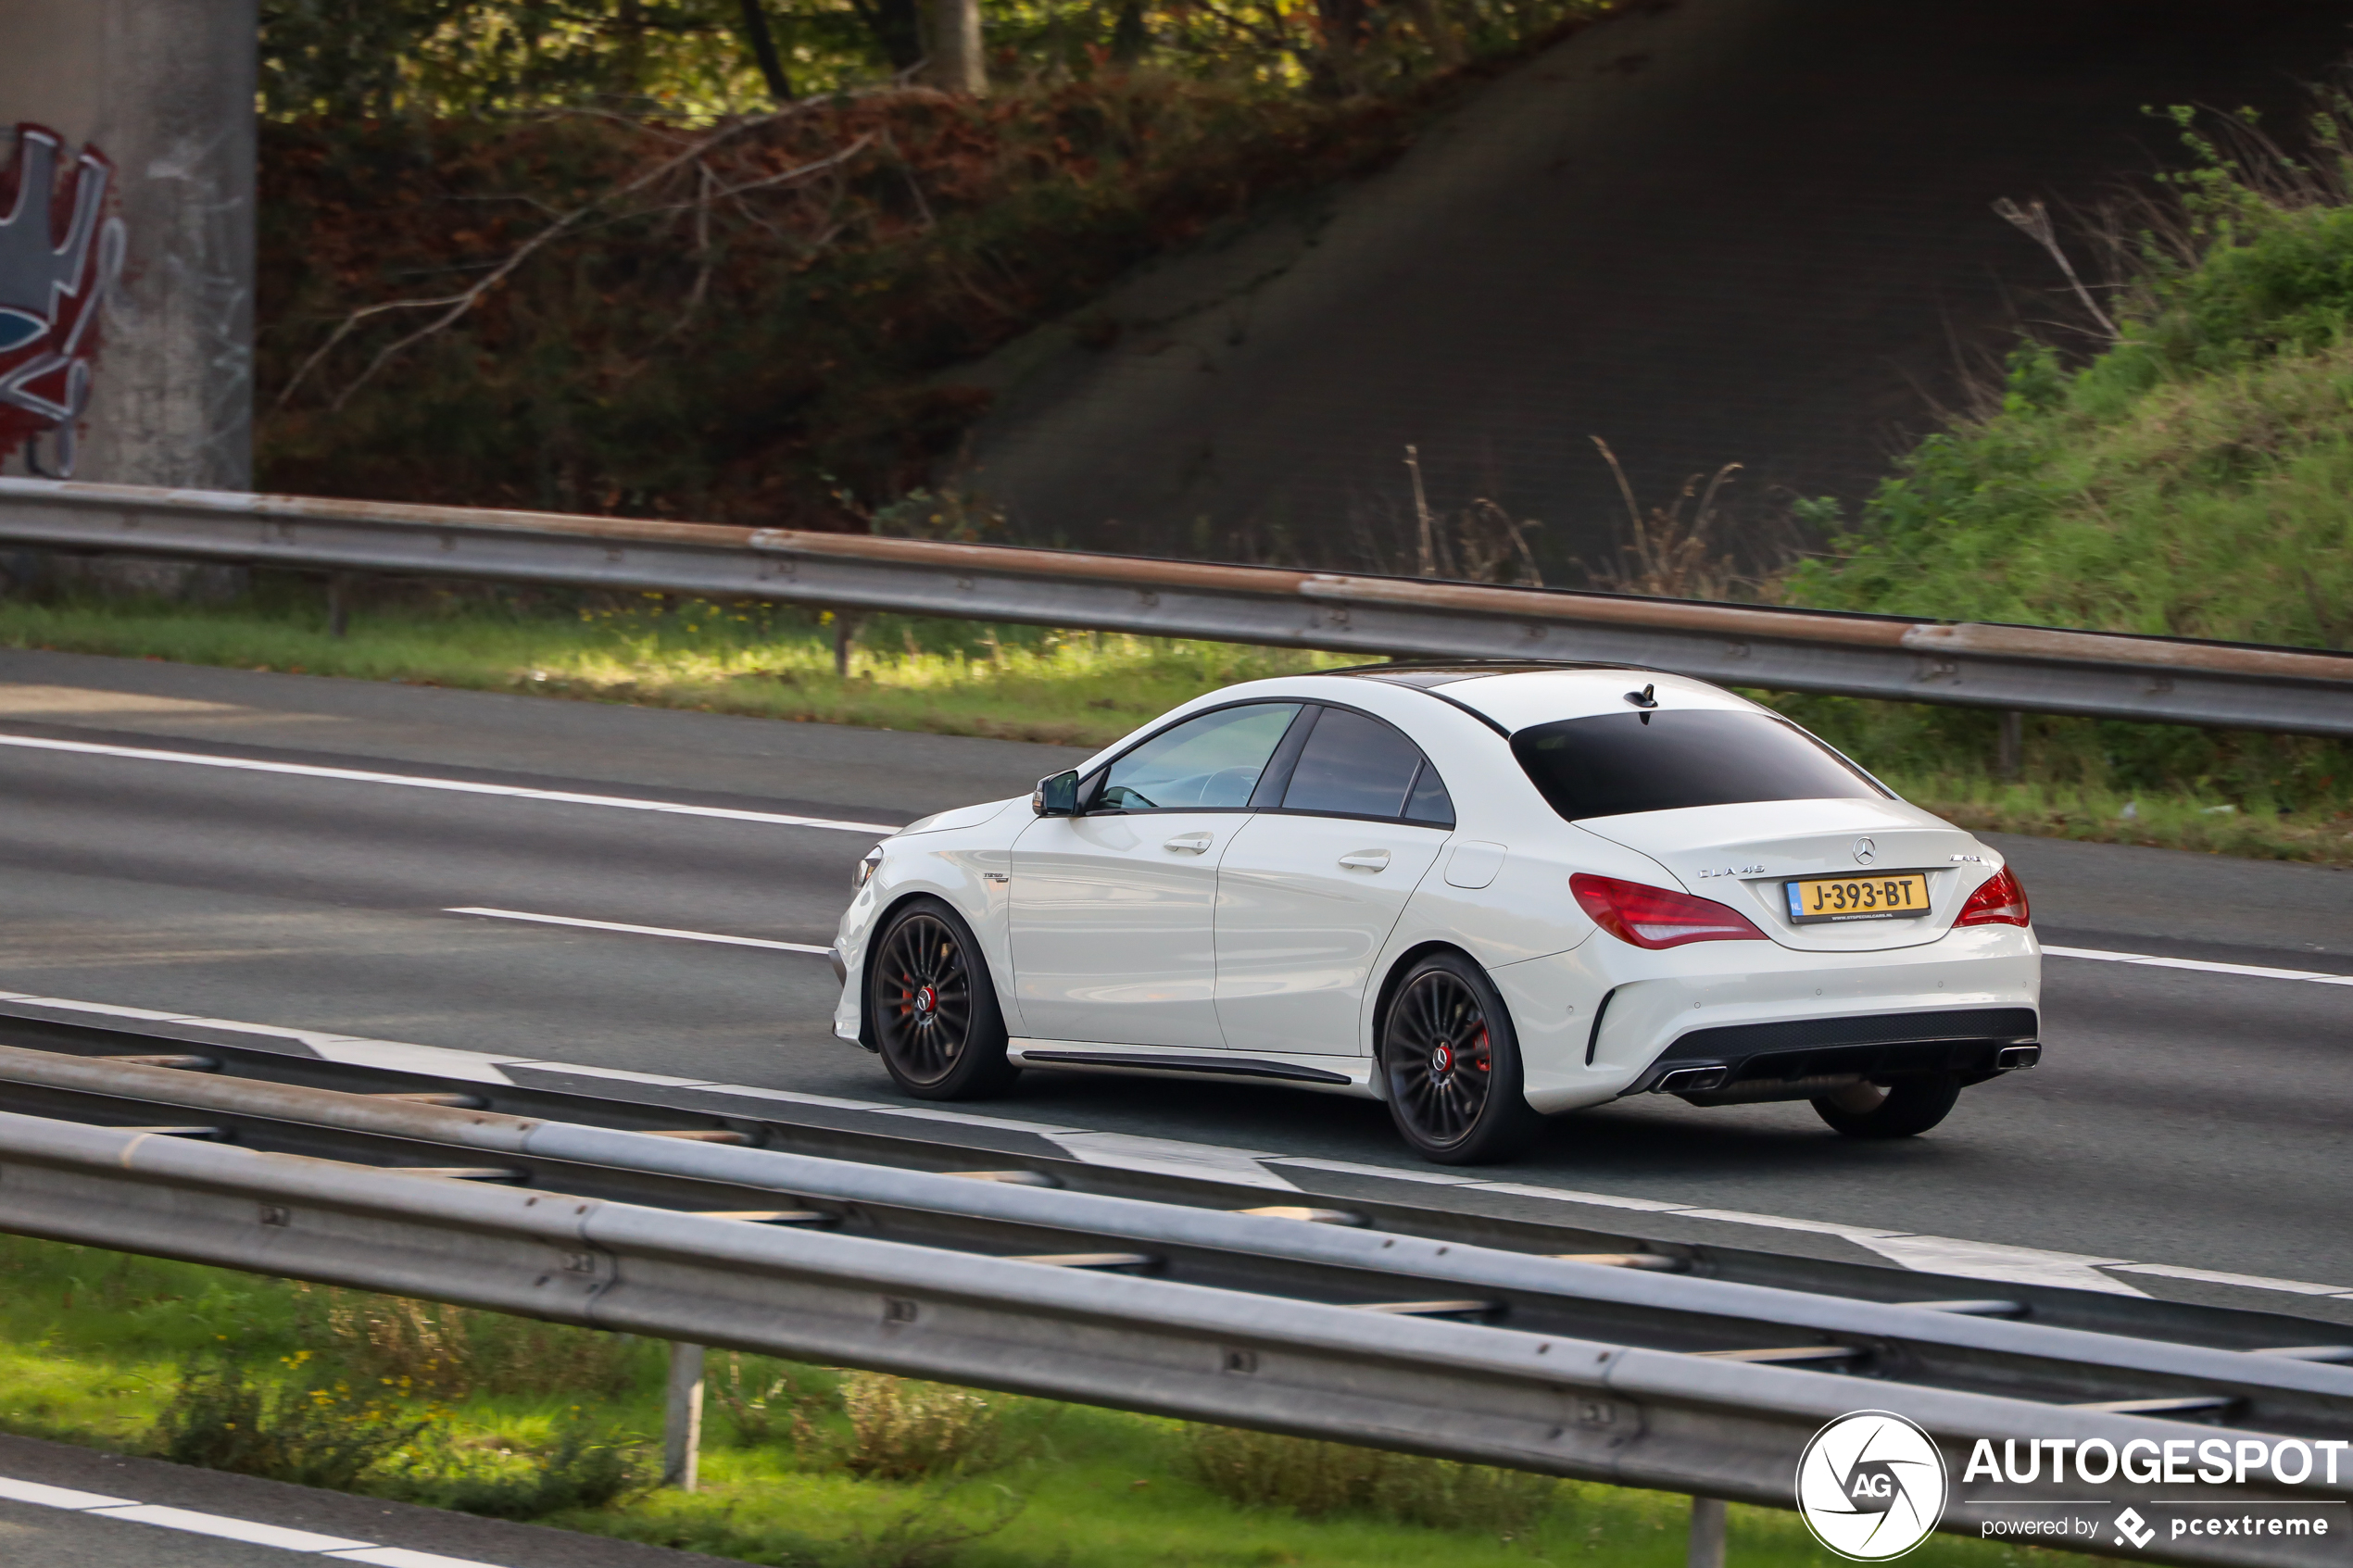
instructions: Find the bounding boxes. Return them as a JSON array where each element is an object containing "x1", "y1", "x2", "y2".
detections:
[{"x1": 1994, "y1": 1044, "x2": 2041, "y2": 1071}]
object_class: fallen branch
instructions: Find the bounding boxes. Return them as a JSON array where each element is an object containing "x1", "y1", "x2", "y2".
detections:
[{"x1": 276, "y1": 110, "x2": 871, "y2": 414}]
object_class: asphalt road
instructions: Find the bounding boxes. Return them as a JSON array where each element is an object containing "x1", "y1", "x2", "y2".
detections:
[{"x1": 0, "y1": 647, "x2": 2347, "y2": 1291}]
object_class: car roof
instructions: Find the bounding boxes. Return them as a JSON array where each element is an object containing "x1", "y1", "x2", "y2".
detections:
[{"x1": 1313, "y1": 661, "x2": 1755, "y2": 731}]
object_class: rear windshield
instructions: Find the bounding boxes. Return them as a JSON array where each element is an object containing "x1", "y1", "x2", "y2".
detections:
[{"x1": 1510, "y1": 709, "x2": 1885, "y2": 822}]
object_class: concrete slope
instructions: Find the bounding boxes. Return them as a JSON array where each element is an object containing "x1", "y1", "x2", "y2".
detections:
[{"x1": 950, "y1": 0, "x2": 2353, "y2": 573}]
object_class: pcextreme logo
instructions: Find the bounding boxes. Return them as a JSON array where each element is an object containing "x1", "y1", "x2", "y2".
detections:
[{"x1": 1796, "y1": 1411, "x2": 1949, "y2": 1561}]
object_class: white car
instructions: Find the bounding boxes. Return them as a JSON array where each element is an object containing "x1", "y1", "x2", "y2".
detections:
[{"x1": 828, "y1": 663, "x2": 2040, "y2": 1163}]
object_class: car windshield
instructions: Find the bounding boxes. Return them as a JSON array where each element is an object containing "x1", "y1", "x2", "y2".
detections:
[
  {"x1": 1511, "y1": 709, "x2": 1885, "y2": 822},
  {"x1": 1098, "y1": 704, "x2": 1301, "y2": 810}
]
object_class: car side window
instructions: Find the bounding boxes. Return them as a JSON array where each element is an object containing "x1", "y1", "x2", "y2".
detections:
[
  {"x1": 1097, "y1": 704, "x2": 1302, "y2": 812},
  {"x1": 1403, "y1": 759, "x2": 1455, "y2": 827},
  {"x1": 1280, "y1": 707, "x2": 1442, "y2": 822}
]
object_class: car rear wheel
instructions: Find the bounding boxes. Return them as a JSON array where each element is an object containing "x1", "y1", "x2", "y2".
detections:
[
  {"x1": 1811, "y1": 1074, "x2": 1961, "y2": 1138},
  {"x1": 1379, "y1": 952, "x2": 1543, "y2": 1165},
  {"x1": 868, "y1": 897, "x2": 1018, "y2": 1100}
]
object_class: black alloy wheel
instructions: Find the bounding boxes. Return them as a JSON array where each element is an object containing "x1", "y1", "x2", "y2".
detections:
[
  {"x1": 1811, "y1": 1073, "x2": 1962, "y2": 1138},
  {"x1": 867, "y1": 897, "x2": 1017, "y2": 1100},
  {"x1": 1379, "y1": 952, "x2": 1543, "y2": 1164}
]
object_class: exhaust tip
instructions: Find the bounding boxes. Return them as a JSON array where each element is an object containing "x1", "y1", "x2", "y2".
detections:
[
  {"x1": 1654, "y1": 1064, "x2": 1729, "y2": 1094},
  {"x1": 1995, "y1": 1044, "x2": 2041, "y2": 1071}
]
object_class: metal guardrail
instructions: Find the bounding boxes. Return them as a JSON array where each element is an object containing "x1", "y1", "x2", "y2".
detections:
[
  {"x1": 4, "y1": 1046, "x2": 2353, "y2": 1565},
  {"x1": 5, "y1": 1004, "x2": 2334, "y2": 1352},
  {"x1": 1, "y1": 477, "x2": 2348, "y2": 736}
]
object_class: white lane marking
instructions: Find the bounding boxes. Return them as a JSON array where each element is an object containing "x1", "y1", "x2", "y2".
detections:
[
  {"x1": 2108, "y1": 1261, "x2": 2353, "y2": 1297},
  {"x1": 446, "y1": 906, "x2": 833, "y2": 955},
  {"x1": 0, "y1": 731, "x2": 901, "y2": 834},
  {"x1": 82, "y1": 1504, "x2": 373, "y2": 1551},
  {"x1": 305, "y1": 1038, "x2": 527, "y2": 1085},
  {"x1": 0, "y1": 1477, "x2": 132, "y2": 1509},
  {"x1": 0, "y1": 1474, "x2": 508, "y2": 1565},
  {"x1": 1272, "y1": 1156, "x2": 1478, "y2": 1186},
  {"x1": 1673, "y1": 1208, "x2": 1909, "y2": 1242},
  {"x1": 1049, "y1": 1130, "x2": 1302, "y2": 1190},
  {"x1": 2047, "y1": 944, "x2": 2353, "y2": 987},
  {"x1": 4, "y1": 988, "x2": 2347, "y2": 1300},
  {"x1": 0, "y1": 990, "x2": 527, "y2": 1085},
  {"x1": 1459, "y1": 1180, "x2": 1689, "y2": 1212},
  {"x1": 1854, "y1": 1236, "x2": 2148, "y2": 1297}
]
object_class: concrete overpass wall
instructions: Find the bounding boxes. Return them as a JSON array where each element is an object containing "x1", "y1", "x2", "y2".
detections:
[{"x1": 0, "y1": 0, "x2": 256, "y2": 491}]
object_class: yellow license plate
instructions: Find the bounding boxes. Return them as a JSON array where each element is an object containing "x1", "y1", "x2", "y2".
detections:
[{"x1": 1785, "y1": 872, "x2": 1931, "y2": 922}]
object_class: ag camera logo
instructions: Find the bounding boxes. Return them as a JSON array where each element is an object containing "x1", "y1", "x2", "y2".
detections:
[{"x1": 1797, "y1": 1411, "x2": 1949, "y2": 1561}]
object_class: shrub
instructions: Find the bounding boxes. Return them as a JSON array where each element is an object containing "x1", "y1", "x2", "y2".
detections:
[
  {"x1": 150, "y1": 1354, "x2": 429, "y2": 1489},
  {"x1": 1184, "y1": 1424, "x2": 1558, "y2": 1531},
  {"x1": 308, "y1": 1287, "x2": 643, "y2": 1399},
  {"x1": 837, "y1": 1372, "x2": 1003, "y2": 1481}
]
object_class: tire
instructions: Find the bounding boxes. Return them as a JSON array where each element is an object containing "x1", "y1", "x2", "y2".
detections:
[
  {"x1": 866, "y1": 897, "x2": 1019, "y2": 1101},
  {"x1": 1378, "y1": 951, "x2": 1545, "y2": 1165},
  {"x1": 1811, "y1": 1074, "x2": 1961, "y2": 1138}
]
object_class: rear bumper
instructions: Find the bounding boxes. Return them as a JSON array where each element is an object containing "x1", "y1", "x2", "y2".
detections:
[{"x1": 1623, "y1": 1006, "x2": 2040, "y2": 1097}]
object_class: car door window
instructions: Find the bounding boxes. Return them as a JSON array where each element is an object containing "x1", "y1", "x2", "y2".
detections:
[
  {"x1": 1403, "y1": 759, "x2": 1455, "y2": 827},
  {"x1": 1098, "y1": 703, "x2": 1301, "y2": 812},
  {"x1": 1280, "y1": 707, "x2": 1434, "y2": 820}
]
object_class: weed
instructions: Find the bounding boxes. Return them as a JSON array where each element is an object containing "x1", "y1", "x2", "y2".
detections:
[
  {"x1": 308, "y1": 1287, "x2": 643, "y2": 1400},
  {"x1": 712, "y1": 1353, "x2": 837, "y2": 1451},
  {"x1": 1185, "y1": 1424, "x2": 1559, "y2": 1531},
  {"x1": 150, "y1": 1354, "x2": 431, "y2": 1489},
  {"x1": 395, "y1": 1408, "x2": 653, "y2": 1519},
  {"x1": 838, "y1": 1372, "x2": 1004, "y2": 1481}
]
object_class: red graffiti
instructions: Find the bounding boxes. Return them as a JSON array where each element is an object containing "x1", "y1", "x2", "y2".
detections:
[{"x1": 0, "y1": 124, "x2": 124, "y2": 476}]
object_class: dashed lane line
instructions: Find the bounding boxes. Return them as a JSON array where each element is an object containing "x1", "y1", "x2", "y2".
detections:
[
  {"x1": 0, "y1": 1474, "x2": 504, "y2": 1566},
  {"x1": 0, "y1": 731, "x2": 901, "y2": 834},
  {"x1": 2044, "y1": 945, "x2": 2353, "y2": 987},
  {"x1": 2, "y1": 988, "x2": 2348, "y2": 1308},
  {"x1": 445, "y1": 906, "x2": 833, "y2": 955}
]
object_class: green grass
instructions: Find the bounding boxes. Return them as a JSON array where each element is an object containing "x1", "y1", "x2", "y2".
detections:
[
  {"x1": 0, "y1": 584, "x2": 1352, "y2": 749},
  {"x1": 1770, "y1": 109, "x2": 2353, "y2": 850},
  {"x1": 0, "y1": 1234, "x2": 2089, "y2": 1568},
  {"x1": 2, "y1": 581, "x2": 2347, "y2": 864}
]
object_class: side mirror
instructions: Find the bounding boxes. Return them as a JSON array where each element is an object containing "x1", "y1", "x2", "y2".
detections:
[{"x1": 1032, "y1": 770, "x2": 1080, "y2": 817}]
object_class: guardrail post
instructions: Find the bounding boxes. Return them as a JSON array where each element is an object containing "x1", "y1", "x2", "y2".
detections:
[
  {"x1": 326, "y1": 572, "x2": 357, "y2": 639},
  {"x1": 1997, "y1": 709, "x2": 2024, "y2": 780},
  {"x1": 1687, "y1": 1495, "x2": 1726, "y2": 1568},
  {"x1": 663, "y1": 1340, "x2": 705, "y2": 1490},
  {"x1": 832, "y1": 611, "x2": 863, "y2": 678}
]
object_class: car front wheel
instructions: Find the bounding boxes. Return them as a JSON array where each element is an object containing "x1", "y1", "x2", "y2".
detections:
[
  {"x1": 867, "y1": 897, "x2": 1018, "y2": 1100},
  {"x1": 1811, "y1": 1074, "x2": 1961, "y2": 1138},
  {"x1": 1379, "y1": 952, "x2": 1544, "y2": 1165}
]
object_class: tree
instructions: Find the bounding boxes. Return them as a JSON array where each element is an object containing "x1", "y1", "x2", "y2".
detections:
[
  {"x1": 926, "y1": 0, "x2": 985, "y2": 94},
  {"x1": 734, "y1": 0, "x2": 794, "y2": 101}
]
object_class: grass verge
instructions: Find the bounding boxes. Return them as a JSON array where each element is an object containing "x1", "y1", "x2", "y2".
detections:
[
  {"x1": 0, "y1": 1234, "x2": 2087, "y2": 1568},
  {"x1": 0, "y1": 583, "x2": 2346, "y2": 865}
]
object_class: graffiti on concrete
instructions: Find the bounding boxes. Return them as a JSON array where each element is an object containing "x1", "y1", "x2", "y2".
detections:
[{"x1": 0, "y1": 124, "x2": 127, "y2": 477}]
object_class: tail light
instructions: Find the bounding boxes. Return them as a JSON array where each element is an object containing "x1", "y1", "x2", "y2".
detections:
[
  {"x1": 1571, "y1": 873, "x2": 1768, "y2": 949},
  {"x1": 1956, "y1": 865, "x2": 2031, "y2": 927}
]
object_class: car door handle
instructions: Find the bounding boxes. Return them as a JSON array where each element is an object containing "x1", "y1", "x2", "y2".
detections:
[
  {"x1": 1163, "y1": 832, "x2": 1214, "y2": 854},
  {"x1": 1339, "y1": 848, "x2": 1391, "y2": 871}
]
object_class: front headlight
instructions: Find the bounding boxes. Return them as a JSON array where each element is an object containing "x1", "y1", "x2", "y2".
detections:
[{"x1": 852, "y1": 842, "x2": 887, "y2": 892}]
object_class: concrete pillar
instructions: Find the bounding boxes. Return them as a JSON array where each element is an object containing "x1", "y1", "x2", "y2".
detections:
[{"x1": 0, "y1": 0, "x2": 256, "y2": 594}]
